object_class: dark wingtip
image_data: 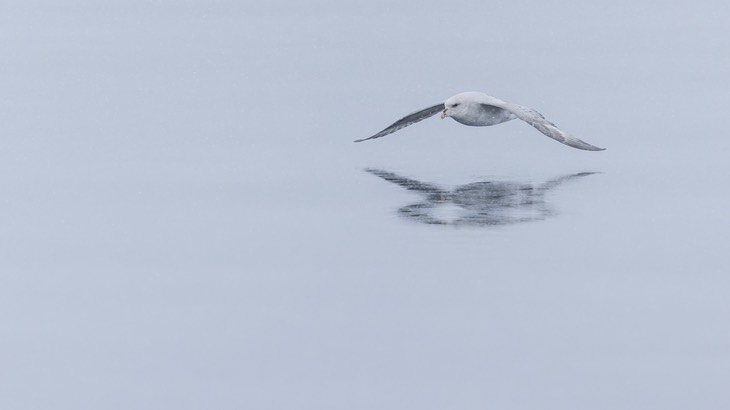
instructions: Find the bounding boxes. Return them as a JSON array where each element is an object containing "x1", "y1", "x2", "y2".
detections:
[
  {"x1": 354, "y1": 135, "x2": 377, "y2": 143},
  {"x1": 582, "y1": 145, "x2": 606, "y2": 152}
]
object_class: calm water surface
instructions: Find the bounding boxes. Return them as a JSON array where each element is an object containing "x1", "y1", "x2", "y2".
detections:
[{"x1": 1, "y1": 1, "x2": 729, "y2": 409}]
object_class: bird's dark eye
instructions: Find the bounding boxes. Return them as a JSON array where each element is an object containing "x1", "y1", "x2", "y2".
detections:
[{"x1": 453, "y1": 103, "x2": 460, "y2": 107}]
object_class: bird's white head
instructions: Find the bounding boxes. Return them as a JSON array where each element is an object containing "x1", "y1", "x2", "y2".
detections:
[{"x1": 441, "y1": 91, "x2": 484, "y2": 119}]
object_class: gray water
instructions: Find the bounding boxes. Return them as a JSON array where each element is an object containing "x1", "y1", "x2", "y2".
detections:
[{"x1": 2, "y1": 1, "x2": 729, "y2": 409}]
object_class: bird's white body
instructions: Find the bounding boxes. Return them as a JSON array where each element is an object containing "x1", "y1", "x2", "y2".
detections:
[{"x1": 444, "y1": 92, "x2": 516, "y2": 126}]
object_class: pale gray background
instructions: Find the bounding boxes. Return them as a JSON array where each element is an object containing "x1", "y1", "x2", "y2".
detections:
[{"x1": 1, "y1": 1, "x2": 729, "y2": 409}]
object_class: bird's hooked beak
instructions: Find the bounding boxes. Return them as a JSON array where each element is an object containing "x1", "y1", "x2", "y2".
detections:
[{"x1": 440, "y1": 109, "x2": 448, "y2": 119}]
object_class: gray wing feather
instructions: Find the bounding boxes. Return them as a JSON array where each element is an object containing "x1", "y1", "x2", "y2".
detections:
[
  {"x1": 485, "y1": 102, "x2": 605, "y2": 151},
  {"x1": 355, "y1": 103, "x2": 445, "y2": 142}
]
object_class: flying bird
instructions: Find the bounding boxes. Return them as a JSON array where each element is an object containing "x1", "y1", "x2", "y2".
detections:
[{"x1": 355, "y1": 91, "x2": 605, "y2": 151}]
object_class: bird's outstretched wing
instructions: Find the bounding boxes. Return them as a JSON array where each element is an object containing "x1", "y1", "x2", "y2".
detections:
[
  {"x1": 355, "y1": 103, "x2": 445, "y2": 142},
  {"x1": 484, "y1": 101, "x2": 605, "y2": 151}
]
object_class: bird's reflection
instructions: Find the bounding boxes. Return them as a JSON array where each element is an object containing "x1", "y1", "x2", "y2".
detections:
[{"x1": 366, "y1": 168, "x2": 597, "y2": 227}]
